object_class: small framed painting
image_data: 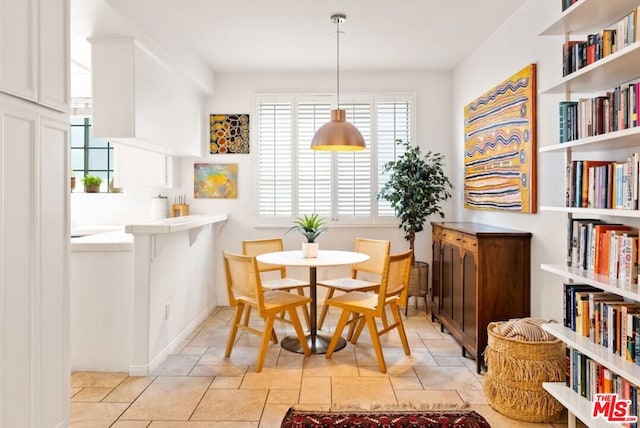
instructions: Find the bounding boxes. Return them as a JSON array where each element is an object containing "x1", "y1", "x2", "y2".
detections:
[
  {"x1": 210, "y1": 114, "x2": 249, "y2": 154},
  {"x1": 194, "y1": 163, "x2": 238, "y2": 199}
]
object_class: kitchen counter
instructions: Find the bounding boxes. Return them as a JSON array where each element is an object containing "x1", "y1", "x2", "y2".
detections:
[
  {"x1": 70, "y1": 213, "x2": 228, "y2": 374},
  {"x1": 124, "y1": 214, "x2": 227, "y2": 234},
  {"x1": 71, "y1": 231, "x2": 133, "y2": 252}
]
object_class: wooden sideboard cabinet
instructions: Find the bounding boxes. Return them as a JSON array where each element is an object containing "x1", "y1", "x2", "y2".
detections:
[{"x1": 430, "y1": 222, "x2": 532, "y2": 373}]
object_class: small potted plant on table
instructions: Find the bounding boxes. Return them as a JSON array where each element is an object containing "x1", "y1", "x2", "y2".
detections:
[
  {"x1": 289, "y1": 213, "x2": 327, "y2": 258},
  {"x1": 81, "y1": 175, "x2": 103, "y2": 193}
]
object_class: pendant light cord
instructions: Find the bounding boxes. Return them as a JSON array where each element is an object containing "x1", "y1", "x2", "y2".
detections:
[{"x1": 336, "y1": 18, "x2": 340, "y2": 107}]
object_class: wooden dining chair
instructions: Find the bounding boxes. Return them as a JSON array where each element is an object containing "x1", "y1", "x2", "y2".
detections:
[
  {"x1": 317, "y1": 238, "x2": 390, "y2": 332},
  {"x1": 223, "y1": 251, "x2": 311, "y2": 372},
  {"x1": 242, "y1": 238, "x2": 311, "y2": 330},
  {"x1": 324, "y1": 249, "x2": 413, "y2": 373}
]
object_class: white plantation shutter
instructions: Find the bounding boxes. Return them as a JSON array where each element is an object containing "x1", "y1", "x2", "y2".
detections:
[
  {"x1": 258, "y1": 101, "x2": 293, "y2": 216},
  {"x1": 256, "y1": 94, "x2": 413, "y2": 222},
  {"x1": 377, "y1": 101, "x2": 411, "y2": 216},
  {"x1": 297, "y1": 101, "x2": 332, "y2": 216},
  {"x1": 337, "y1": 103, "x2": 371, "y2": 216}
]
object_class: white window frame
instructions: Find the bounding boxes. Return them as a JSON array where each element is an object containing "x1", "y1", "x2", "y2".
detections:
[{"x1": 254, "y1": 92, "x2": 415, "y2": 227}]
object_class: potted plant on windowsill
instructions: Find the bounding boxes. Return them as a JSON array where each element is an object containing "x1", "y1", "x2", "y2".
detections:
[
  {"x1": 377, "y1": 139, "x2": 453, "y2": 304},
  {"x1": 288, "y1": 213, "x2": 327, "y2": 258},
  {"x1": 81, "y1": 175, "x2": 103, "y2": 193}
]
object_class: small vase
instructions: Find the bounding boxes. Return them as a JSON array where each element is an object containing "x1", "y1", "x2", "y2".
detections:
[{"x1": 302, "y1": 242, "x2": 319, "y2": 258}]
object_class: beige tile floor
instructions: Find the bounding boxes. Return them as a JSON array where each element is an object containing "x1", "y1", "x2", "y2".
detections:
[{"x1": 70, "y1": 304, "x2": 584, "y2": 428}]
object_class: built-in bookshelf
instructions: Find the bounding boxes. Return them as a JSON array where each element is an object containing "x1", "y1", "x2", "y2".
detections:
[{"x1": 539, "y1": 0, "x2": 640, "y2": 426}]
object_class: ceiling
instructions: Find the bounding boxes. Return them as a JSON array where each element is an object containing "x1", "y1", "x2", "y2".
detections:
[{"x1": 71, "y1": 0, "x2": 527, "y2": 76}]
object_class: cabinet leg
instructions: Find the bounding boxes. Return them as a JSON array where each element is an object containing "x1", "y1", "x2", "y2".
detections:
[
  {"x1": 462, "y1": 347, "x2": 466, "y2": 357},
  {"x1": 440, "y1": 323, "x2": 444, "y2": 333},
  {"x1": 476, "y1": 359, "x2": 482, "y2": 374}
]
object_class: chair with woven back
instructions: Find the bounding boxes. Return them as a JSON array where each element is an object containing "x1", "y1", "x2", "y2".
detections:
[
  {"x1": 324, "y1": 249, "x2": 413, "y2": 373},
  {"x1": 242, "y1": 238, "x2": 311, "y2": 331},
  {"x1": 222, "y1": 251, "x2": 311, "y2": 372},
  {"x1": 316, "y1": 238, "x2": 390, "y2": 334}
]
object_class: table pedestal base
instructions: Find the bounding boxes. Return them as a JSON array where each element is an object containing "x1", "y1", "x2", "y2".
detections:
[{"x1": 281, "y1": 334, "x2": 346, "y2": 354}]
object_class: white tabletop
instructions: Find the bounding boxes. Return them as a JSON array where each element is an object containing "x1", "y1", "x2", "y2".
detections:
[{"x1": 256, "y1": 250, "x2": 369, "y2": 267}]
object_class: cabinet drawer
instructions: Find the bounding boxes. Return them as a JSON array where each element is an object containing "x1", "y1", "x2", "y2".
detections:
[
  {"x1": 461, "y1": 235, "x2": 478, "y2": 252},
  {"x1": 442, "y1": 231, "x2": 463, "y2": 246}
]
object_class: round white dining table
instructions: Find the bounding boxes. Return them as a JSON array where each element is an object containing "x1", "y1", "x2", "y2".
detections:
[{"x1": 256, "y1": 249, "x2": 369, "y2": 354}]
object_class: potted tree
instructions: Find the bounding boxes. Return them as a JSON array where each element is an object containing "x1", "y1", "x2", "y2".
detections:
[
  {"x1": 377, "y1": 139, "x2": 453, "y2": 307},
  {"x1": 81, "y1": 175, "x2": 103, "y2": 193},
  {"x1": 288, "y1": 213, "x2": 327, "y2": 258}
]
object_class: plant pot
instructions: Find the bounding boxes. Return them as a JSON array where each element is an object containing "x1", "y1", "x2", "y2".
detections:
[
  {"x1": 302, "y1": 242, "x2": 319, "y2": 258},
  {"x1": 84, "y1": 184, "x2": 100, "y2": 193},
  {"x1": 405, "y1": 261, "x2": 429, "y2": 315}
]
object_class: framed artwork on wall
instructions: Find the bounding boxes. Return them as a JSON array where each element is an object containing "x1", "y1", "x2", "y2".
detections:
[
  {"x1": 463, "y1": 63, "x2": 537, "y2": 213},
  {"x1": 210, "y1": 114, "x2": 250, "y2": 154},
  {"x1": 194, "y1": 163, "x2": 238, "y2": 199}
]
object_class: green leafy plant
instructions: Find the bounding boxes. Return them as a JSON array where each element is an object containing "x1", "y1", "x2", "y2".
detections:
[
  {"x1": 81, "y1": 175, "x2": 103, "y2": 187},
  {"x1": 288, "y1": 213, "x2": 327, "y2": 243},
  {"x1": 377, "y1": 139, "x2": 453, "y2": 252}
]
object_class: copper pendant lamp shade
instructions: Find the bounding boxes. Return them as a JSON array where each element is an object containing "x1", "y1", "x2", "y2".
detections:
[
  {"x1": 310, "y1": 109, "x2": 365, "y2": 151},
  {"x1": 310, "y1": 14, "x2": 366, "y2": 151}
]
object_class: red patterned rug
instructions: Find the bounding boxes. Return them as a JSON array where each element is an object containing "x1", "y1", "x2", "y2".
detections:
[{"x1": 280, "y1": 406, "x2": 491, "y2": 428}]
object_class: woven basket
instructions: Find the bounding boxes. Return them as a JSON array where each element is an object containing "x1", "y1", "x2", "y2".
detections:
[
  {"x1": 407, "y1": 261, "x2": 428, "y2": 297},
  {"x1": 483, "y1": 321, "x2": 566, "y2": 423}
]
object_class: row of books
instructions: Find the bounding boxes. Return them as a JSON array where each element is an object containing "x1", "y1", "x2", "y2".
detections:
[
  {"x1": 568, "y1": 347, "x2": 639, "y2": 428},
  {"x1": 567, "y1": 220, "x2": 638, "y2": 283},
  {"x1": 560, "y1": 0, "x2": 578, "y2": 12},
  {"x1": 559, "y1": 81, "x2": 640, "y2": 143},
  {"x1": 562, "y1": 7, "x2": 640, "y2": 77},
  {"x1": 565, "y1": 156, "x2": 640, "y2": 210},
  {"x1": 564, "y1": 284, "x2": 640, "y2": 358}
]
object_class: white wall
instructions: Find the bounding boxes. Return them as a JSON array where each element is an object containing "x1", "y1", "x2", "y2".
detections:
[
  {"x1": 180, "y1": 70, "x2": 455, "y2": 304},
  {"x1": 452, "y1": 0, "x2": 569, "y2": 320}
]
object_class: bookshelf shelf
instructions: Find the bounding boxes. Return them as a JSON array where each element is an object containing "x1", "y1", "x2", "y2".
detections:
[
  {"x1": 540, "y1": 41, "x2": 640, "y2": 95},
  {"x1": 542, "y1": 323, "x2": 640, "y2": 386},
  {"x1": 542, "y1": 382, "x2": 613, "y2": 428},
  {"x1": 539, "y1": 127, "x2": 640, "y2": 153},
  {"x1": 540, "y1": 0, "x2": 640, "y2": 36},
  {"x1": 541, "y1": 264, "x2": 640, "y2": 300},
  {"x1": 540, "y1": 206, "x2": 640, "y2": 218}
]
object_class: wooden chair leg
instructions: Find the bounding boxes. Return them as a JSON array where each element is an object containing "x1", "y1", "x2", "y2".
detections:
[
  {"x1": 317, "y1": 288, "x2": 335, "y2": 330},
  {"x1": 256, "y1": 315, "x2": 276, "y2": 372},
  {"x1": 350, "y1": 317, "x2": 366, "y2": 344},
  {"x1": 391, "y1": 303, "x2": 411, "y2": 355},
  {"x1": 295, "y1": 288, "x2": 311, "y2": 330},
  {"x1": 225, "y1": 304, "x2": 245, "y2": 357},
  {"x1": 326, "y1": 310, "x2": 351, "y2": 358},
  {"x1": 287, "y1": 308, "x2": 311, "y2": 356},
  {"x1": 242, "y1": 305, "x2": 252, "y2": 325},
  {"x1": 366, "y1": 315, "x2": 386, "y2": 373}
]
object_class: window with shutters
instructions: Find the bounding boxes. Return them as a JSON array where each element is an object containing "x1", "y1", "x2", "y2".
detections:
[{"x1": 256, "y1": 94, "x2": 413, "y2": 225}]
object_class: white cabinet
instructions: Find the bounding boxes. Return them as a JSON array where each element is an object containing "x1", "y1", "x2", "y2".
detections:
[
  {"x1": 113, "y1": 143, "x2": 178, "y2": 188},
  {"x1": 0, "y1": 0, "x2": 69, "y2": 111},
  {"x1": 90, "y1": 38, "x2": 204, "y2": 157},
  {"x1": 539, "y1": 1, "x2": 640, "y2": 426},
  {"x1": 0, "y1": 93, "x2": 69, "y2": 427},
  {"x1": 38, "y1": 0, "x2": 71, "y2": 111}
]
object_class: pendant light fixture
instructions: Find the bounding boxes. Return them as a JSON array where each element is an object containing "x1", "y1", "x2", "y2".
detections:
[{"x1": 310, "y1": 13, "x2": 366, "y2": 151}]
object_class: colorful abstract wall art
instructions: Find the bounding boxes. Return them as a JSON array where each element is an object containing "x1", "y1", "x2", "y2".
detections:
[
  {"x1": 464, "y1": 64, "x2": 537, "y2": 213},
  {"x1": 210, "y1": 114, "x2": 249, "y2": 154},
  {"x1": 194, "y1": 163, "x2": 238, "y2": 199}
]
